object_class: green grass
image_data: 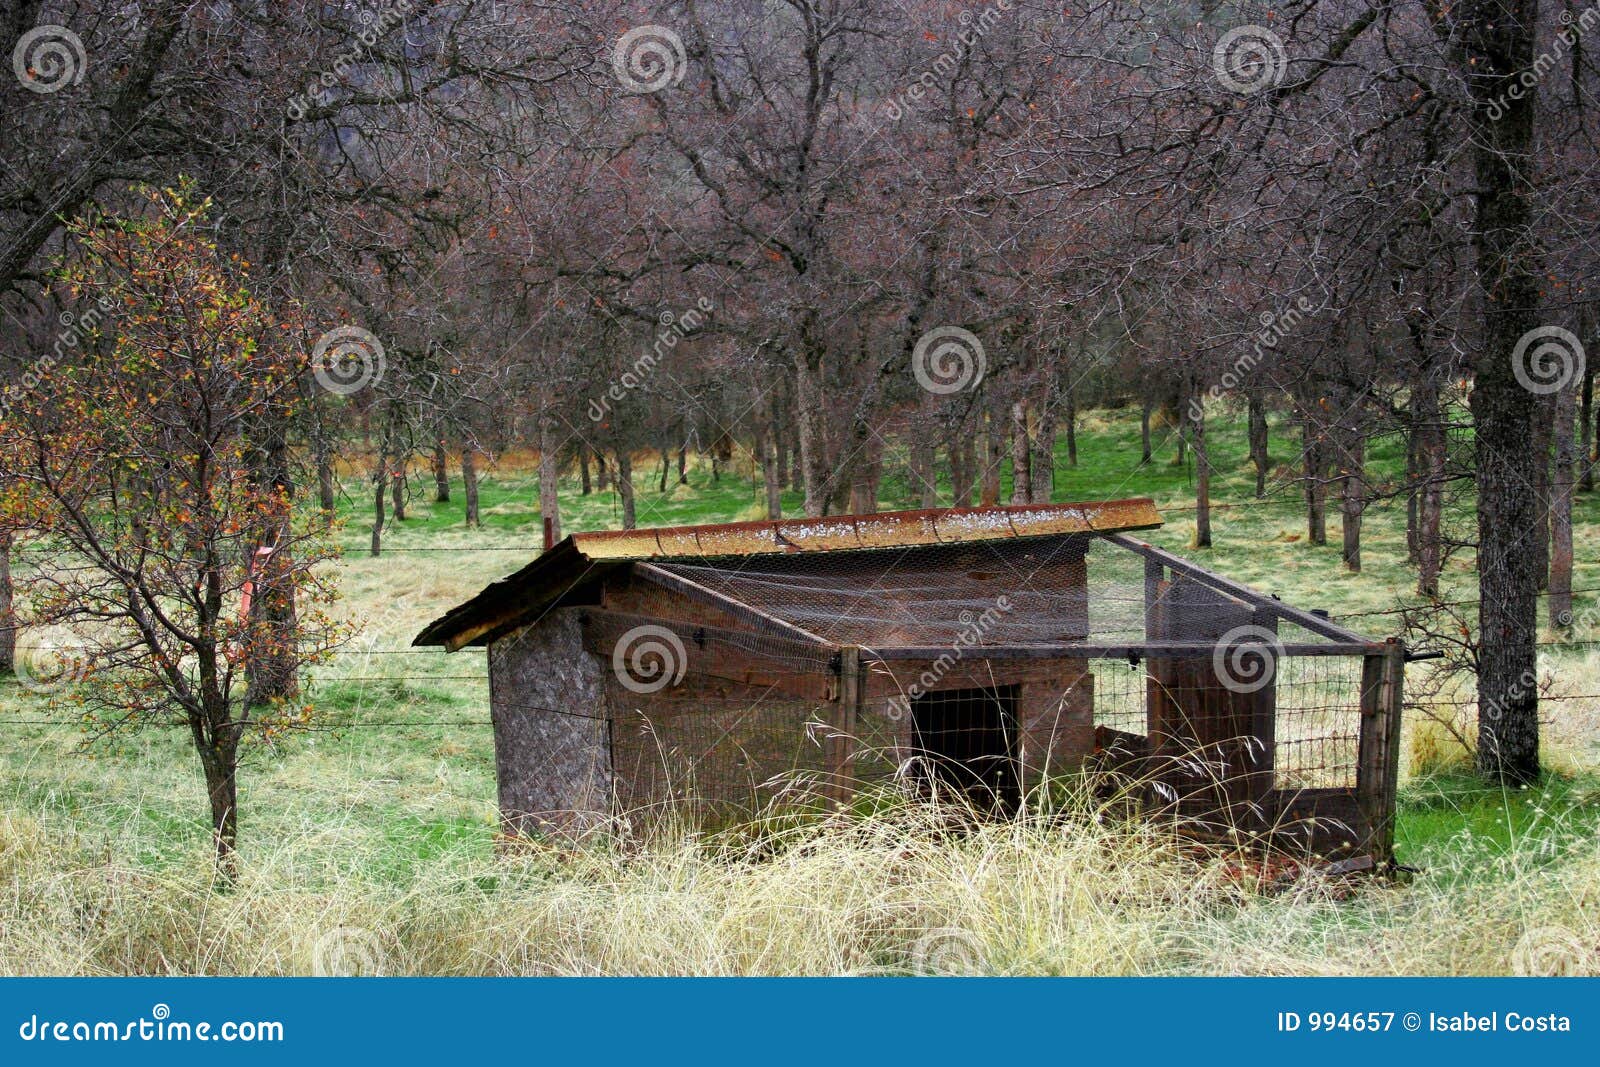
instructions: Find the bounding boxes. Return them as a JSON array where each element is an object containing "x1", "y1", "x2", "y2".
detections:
[{"x1": 2, "y1": 400, "x2": 1598, "y2": 974}]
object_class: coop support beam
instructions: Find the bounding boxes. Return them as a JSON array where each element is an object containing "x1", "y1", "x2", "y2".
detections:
[
  {"x1": 1248, "y1": 608, "x2": 1277, "y2": 807},
  {"x1": 633, "y1": 562, "x2": 833, "y2": 647},
  {"x1": 1105, "y1": 534, "x2": 1374, "y2": 644},
  {"x1": 1357, "y1": 638, "x2": 1406, "y2": 869},
  {"x1": 861, "y1": 640, "x2": 1372, "y2": 661},
  {"x1": 829, "y1": 645, "x2": 863, "y2": 808}
]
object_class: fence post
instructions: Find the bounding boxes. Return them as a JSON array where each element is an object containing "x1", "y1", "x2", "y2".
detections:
[
  {"x1": 830, "y1": 645, "x2": 863, "y2": 809},
  {"x1": 1357, "y1": 638, "x2": 1405, "y2": 868}
]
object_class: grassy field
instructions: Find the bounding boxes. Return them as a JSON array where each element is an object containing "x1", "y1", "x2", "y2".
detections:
[{"x1": 2, "y1": 403, "x2": 1598, "y2": 975}]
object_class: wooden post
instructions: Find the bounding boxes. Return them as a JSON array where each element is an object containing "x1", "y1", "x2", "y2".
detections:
[
  {"x1": 1248, "y1": 607, "x2": 1278, "y2": 814},
  {"x1": 830, "y1": 645, "x2": 863, "y2": 809},
  {"x1": 1357, "y1": 638, "x2": 1405, "y2": 868}
]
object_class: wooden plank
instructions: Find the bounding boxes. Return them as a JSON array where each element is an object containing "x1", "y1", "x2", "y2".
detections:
[
  {"x1": 633, "y1": 561, "x2": 835, "y2": 647},
  {"x1": 830, "y1": 646, "x2": 863, "y2": 807},
  {"x1": 1356, "y1": 639, "x2": 1406, "y2": 868},
  {"x1": 862, "y1": 640, "x2": 1371, "y2": 660},
  {"x1": 1103, "y1": 533, "x2": 1377, "y2": 644}
]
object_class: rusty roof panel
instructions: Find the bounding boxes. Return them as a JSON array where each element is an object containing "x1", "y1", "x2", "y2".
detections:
[
  {"x1": 416, "y1": 499, "x2": 1163, "y2": 647},
  {"x1": 776, "y1": 517, "x2": 861, "y2": 551},
  {"x1": 855, "y1": 510, "x2": 939, "y2": 548},
  {"x1": 574, "y1": 528, "x2": 663, "y2": 559}
]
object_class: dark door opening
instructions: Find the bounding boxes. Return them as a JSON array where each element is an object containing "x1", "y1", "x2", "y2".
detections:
[{"x1": 909, "y1": 685, "x2": 1021, "y2": 813}]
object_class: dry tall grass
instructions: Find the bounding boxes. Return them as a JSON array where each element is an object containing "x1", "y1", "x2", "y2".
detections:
[{"x1": 3, "y1": 796, "x2": 1595, "y2": 977}]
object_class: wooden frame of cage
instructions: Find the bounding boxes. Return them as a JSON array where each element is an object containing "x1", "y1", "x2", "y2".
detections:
[{"x1": 616, "y1": 536, "x2": 1404, "y2": 869}]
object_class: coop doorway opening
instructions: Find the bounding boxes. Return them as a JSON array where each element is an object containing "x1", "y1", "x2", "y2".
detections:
[{"x1": 908, "y1": 685, "x2": 1021, "y2": 813}]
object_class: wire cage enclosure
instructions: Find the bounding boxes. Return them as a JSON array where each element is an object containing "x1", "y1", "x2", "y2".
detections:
[{"x1": 415, "y1": 500, "x2": 1404, "y2": 869}]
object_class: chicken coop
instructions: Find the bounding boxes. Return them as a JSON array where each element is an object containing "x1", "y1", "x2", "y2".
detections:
[{"x1": 415, "y1": 498, "x2": 1405, "y2": 867}]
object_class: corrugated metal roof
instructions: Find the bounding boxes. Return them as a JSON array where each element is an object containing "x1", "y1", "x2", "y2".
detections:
[
  {"x1": 413, "y1": 498, "x2": 1161, "y2": 650},
  {"x1": 570, "y1": 498, "x2": 1161, "y2": 559}
]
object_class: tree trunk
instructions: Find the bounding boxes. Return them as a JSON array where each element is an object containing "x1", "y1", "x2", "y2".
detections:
[
  {"x1": 462, "y1": 448, "x2": 481, "y2": 528},
  {"x1": 657, "y1": 438, "x2": 670, "y2": 494},
  {"x1": 1248, "y1": 392, "x2": 1269, "y2": 498},
  {"x1": 1531, "y1": 398, "x2": 1551, "y2": 590},
  {"x1": 910, "y1": 412, "x2": 938, "y2": 508},
  {"x1": 1139, "y1": 399, "x2": 1153, "y2": 465},
  {"x1": 616, "y1": 450, "x2": 637, "y2": 529},
  {"x1": 1191, "y1": 394, "x2": 1212, "y2": 548},
  {"x1": 1339, "y1": 430, "x2": 1364, "y2": 573},
  {"x1": 1416, "y1": 379, "x2": 1446, "y2": 597},
  {"x1": 979, "y1": 404, "x2": 1003, "y2": 506},
  {"x1": 390, "y1": 465, "x2": 406, "y2": 522},
  {"x1": 794, "y1": 351, "x2": 829, "y2": 516},
  {"x1": 1301, "y1": 404, "x2": 1327, "y2": 545},
  {"x1": 539, "y1": 418, "x2": 562, "y2": 545},
  {"x1": 757, "y1": 418, "x2": 783, "y2": 519},
  {"x1": 949, "y1": 429, "x2": 975, "y2": 507},
  {"x1": 595, "y1": 450, "x2": 609, "y2": 492},
  {"x1": 1463, "y1": 0, "x2": 1541, "y2": 784},
  {"x1": 0, "y1": 529, "x2": 14, "y2": 675},
  {"x1": 432, "y1": 439, "x2": 450, "y2": 503},
  {"x1": 1031, "y1": 395, "x2": 1057, "y2": 504},
  {"x1": 677, "y1": 441, "x2": 688, "y2": 485},
  {"x1": 1549, "y1": 377, "x2": 1576, "y2": 629},
  {"x1": 1580, "y1": 365, "x2": 1594, "y2": 492},
  {"x1": 317, "y1": 452, "x2": 336, "y2": 515},
  {"x1": 579, "y1": 445, "x2": 592, "y2": 495},
  {"x1": 1009, "y1": 399, "x2": 1031, "y2": 504},
  {"x1": 1063, "y1": 384, "x2": 1078, "y2": 468},
  {"x1": 370, "y1": 474, "x2": 385, "y2": 557},
  {"x1": 199, "y1": 738, "x2": 239, "y2": 878}
]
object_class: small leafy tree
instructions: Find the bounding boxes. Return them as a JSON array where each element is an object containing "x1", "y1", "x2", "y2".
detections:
[{"x1": 0, "y1": 186, "x2": 344, "y2": 873}]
